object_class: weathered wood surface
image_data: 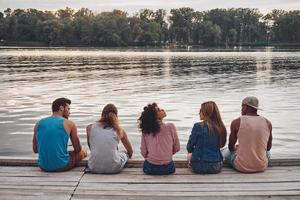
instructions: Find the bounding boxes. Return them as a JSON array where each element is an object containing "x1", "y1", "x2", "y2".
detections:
[
  {"x1": 1, "y1": 156, "x2": 300, "y2": 167},
  {"x1": 0, "y1": 165, "x2": 299, "y2": 200},
  {"x1": 0, "y1": 166, "x2": 85, "y2": 200}
]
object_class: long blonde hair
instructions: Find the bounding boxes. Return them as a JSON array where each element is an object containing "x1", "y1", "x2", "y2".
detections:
[
  {"x1": 200, "y1": 101, "x2": 227, "y2": 148},
  {"x1": 99, "y1": 104, "x2": 123, "y2": 139}
]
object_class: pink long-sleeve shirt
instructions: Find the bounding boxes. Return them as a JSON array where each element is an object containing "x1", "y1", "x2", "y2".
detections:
[{"x1": 140, "y1": 121, "x2": 180, "y2": 165}]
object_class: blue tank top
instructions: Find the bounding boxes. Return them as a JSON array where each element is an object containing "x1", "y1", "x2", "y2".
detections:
[{"x1": 36, "y1": 116, "x2": 69, "y2": 171}]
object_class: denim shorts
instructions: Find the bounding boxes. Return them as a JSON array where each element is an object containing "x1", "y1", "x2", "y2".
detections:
[
  {"x1": 189, "y1": 161, "x2": 223, "y2": 174},
  {"x1": 222, "y1": 148, "x2": 271, "y2": 170},
  {"x1": 143, "y1": 160, "x2": 175, "y2": 175}
]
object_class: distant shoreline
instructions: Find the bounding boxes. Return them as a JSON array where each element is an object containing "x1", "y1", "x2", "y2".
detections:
[{"x1": 1, "y1": 42, "x2": 300, "y2": 49}]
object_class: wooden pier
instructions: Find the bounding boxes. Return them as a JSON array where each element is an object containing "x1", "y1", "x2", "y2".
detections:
[{"x1": 0, "y1": 157, "x2": 299, "y2": 199}]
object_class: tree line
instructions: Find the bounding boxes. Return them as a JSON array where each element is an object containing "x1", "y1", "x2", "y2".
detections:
[{"x1": 0, "y1": 7, "x2": 299, "y2": 46}]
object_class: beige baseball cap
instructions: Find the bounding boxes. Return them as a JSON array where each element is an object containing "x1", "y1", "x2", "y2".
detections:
[{"x1": 242, "y1": 96, "x2": 262, "y2": 110}]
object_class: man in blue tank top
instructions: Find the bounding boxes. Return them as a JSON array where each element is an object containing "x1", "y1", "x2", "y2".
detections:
[{"x1": 33, "y1": 97, "x2": 87, "y2": 171}]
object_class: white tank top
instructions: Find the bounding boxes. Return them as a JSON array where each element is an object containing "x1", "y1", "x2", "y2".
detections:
[{"x1": 88, "y1": 122, "x2": 126, "y2": 173}]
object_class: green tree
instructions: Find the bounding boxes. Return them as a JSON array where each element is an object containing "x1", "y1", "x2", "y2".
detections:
[
  {"x1": 272, "y1": 11, "x2": 300, "y2": 43},
  {"x1": 199, "y1": 21, "x2": 221, "y2": 46},
  {"x1": 90, "y1": 10, "x2": 130, "y2": 46},
  {"x1": 169, "y1": 7, "x2": 194, "y2": 44},
  {"x1": 139, "y1": 9, "x2": 154, "y2": 22},
  {"x1": 154, "y1": 9, "x2": 168, "y2": 44},
  {"x1": 56, "y1": 7, "x2": 74, "y2": 20},
  {"x1": 73, "y1": 8, "x2": 94, "y2": 44}
]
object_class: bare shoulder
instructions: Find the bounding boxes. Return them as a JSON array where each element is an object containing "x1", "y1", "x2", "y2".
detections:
[
  {"x1": 264, "y1": 117, "x2": 272, "y2": 125},
  {"x1": 230, "y1": 117, "x2": 241, "y2": 131},
  {"x1": 263, "y1": 117, "x2": 272, "y2": 130},
  {"x1": 86, "y1": 124, "x2": 92, "y2": 130},
  {"x1": 231, "y1": 117, "x2": 240, "y2": 126},
  {"x1": 64, "y1": 119, "x2": 76, "y2": 128}
]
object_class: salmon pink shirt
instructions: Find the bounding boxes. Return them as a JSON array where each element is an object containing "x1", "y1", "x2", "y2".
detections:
[{"x1": 140, "y1": 121, "x2": 180, "y2": 165}]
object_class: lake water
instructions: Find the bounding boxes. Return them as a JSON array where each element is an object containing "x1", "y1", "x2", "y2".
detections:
[{"x1": 0, "y1": 47, "x2": 299, "y2": 159}]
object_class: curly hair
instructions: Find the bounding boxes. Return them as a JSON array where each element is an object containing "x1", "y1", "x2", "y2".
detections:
[
  {"x1": 138, "y1": 103, "x2": 160, "y2": 135},
  {"x1": 99, "y1": 104, "x2": 123, "y2": 139}
]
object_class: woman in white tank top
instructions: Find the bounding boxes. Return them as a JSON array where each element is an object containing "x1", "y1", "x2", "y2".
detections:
[{"x1": 86, "y1": 104, "x2": 133, "y2": 173}]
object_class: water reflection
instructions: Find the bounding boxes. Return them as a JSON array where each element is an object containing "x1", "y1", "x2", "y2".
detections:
[{"x1": 0, "y1": 48, "x2": 299, "y2": 158}]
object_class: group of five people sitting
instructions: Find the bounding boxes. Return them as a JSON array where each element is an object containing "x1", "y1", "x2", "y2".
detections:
[{"x1": 33, "y1": 96, "x2": 272, "y2": 174}]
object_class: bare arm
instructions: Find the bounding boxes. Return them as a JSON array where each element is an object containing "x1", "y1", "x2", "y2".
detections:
[
  {"x1": 66, "y1": 120, "x2": 82, "y2": 153},
  {"x1": 121, "y1": 129, "x2": 133, "y2": 158},
  {"x1": 86, "y1": 124, "x2": 92, "y2": 149},
  {"x1": 228, "y1": 118, "x2": 239, "y2": 152},
  {"x1": 32, "y1": 122, "x2": 39, "y2": 153},
  {"x1": 266, "y1": 119, "x2": 273, "y2": 151}
]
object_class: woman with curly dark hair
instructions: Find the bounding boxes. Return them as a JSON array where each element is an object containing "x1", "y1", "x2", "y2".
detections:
[{"x1": 139, "y1": 103, "x2": 180, "y2": 175}]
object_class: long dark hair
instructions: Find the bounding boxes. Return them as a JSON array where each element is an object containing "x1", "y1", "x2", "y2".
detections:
[
  {"x1": 201, "y1": 101, "x2": 227, "y2": 148},
  {"x1": 138, "y1": 103, "x2": 160, "y2": 135},
  {"x1": 98, "y1": 104, "x2": 123, "y2": 139}
]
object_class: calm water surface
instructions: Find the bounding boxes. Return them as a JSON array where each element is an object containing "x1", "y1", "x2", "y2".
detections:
[{"x1": 0, "y1": 48, "x2": 299, "y2": 158}]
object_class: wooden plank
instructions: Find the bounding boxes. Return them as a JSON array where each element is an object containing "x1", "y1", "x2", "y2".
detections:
[
  {"x1": 0, "y1": 166, "x2": 84, "y2": 172},
  {"x1": 0, "y1": 156, "x2": 86, "y2": 167},
  {"x1": 0, "y1": 189, "x2": 72, "y2": 200},
  {"x1": 73, "y1": 190, "x2": 300, "y2": 196},
  {"x1": 0, "y1": 170, "x2": 85, "y2": 177},
  {"x1": 0, "y1": 176, "x2": 82, "y2": 182},
  {"x1": 0, "y1": 165, "x2": 84, "y2": 200},
  {"x1": 0, "y1": 185, "x2": 75, "y2": 191},
  {"x1": 0, "y1": 165, "x2": 299, "y2": 199},
  {"x1": 0, "y1": 166, "x2": 85, "y2": 180},
  {"x1": 80, "y1": 171, "x2": 300, "y2": 183},
  {"x1": 79, "y1": 177, "x2": 300, "y2": 184},
  {"x1": 1, "y1": 156, "x2": 300, "y2": 167},
  {"x1": 0, "y1": 181, "x2": 78, "y2": 186},
  {"x1": 76, "y1": 182, "x2": 300, "y2": 191},
  {"x1": 87, "y1": 166, "x2": 300, "y2": 176},
  {"x1": 72, "y1": 196, "x2": 299, "y2": 200}
]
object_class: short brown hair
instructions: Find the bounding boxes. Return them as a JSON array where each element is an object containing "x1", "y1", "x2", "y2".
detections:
[{"x1": 52, "y1": 98, "x2": 71, "y2": 112}]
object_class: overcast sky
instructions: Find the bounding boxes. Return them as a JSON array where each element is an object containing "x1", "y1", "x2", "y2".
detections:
[{"x1": 1, "y1": 0, "x2": 299, "y2": 15}]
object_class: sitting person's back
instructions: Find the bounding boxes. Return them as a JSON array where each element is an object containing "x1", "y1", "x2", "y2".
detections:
[
  {"x1": 139, "y1": 103, "x2": 180, "y2": 175},
  {"x1": 33, "y1": 97, "x2": 87, "y2": 172},
  {"x1": 141, "y1": 121, "x2": 179, "y2": 165},
  {"x1": 36, "y1": 116, "x2": 69, "y2": 171},
  {"x1": 86, "y1": 104, "x2": 133, "y2": 174},
  {"x1": 187, "y1": 101, "x2": 227, "y2": 174},
  {"x1": 234, "y1": 115, "x2": 271, "y2": 172},
  {"x1": 225, "y1": 96, "x2": 272, "y2": 173}
]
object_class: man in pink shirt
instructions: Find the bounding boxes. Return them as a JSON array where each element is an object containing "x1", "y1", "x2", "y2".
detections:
[
  {"x1": 139, "y1": 103, "x2": 180, "y2": 175},
  {"x1": 225, "y1": 96, "x2": 272, "y2": 173}
]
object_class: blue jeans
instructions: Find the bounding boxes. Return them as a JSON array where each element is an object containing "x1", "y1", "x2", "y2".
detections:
[
  {"x1": 143, "y1": 160, "x2": 175, "y2": 175},
  {"x1": 222, "y1": 148, "x2": 271, "y2": 169},
  {"x1": 189, "y1": 161, "x2": 223, "y2": 174}
]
